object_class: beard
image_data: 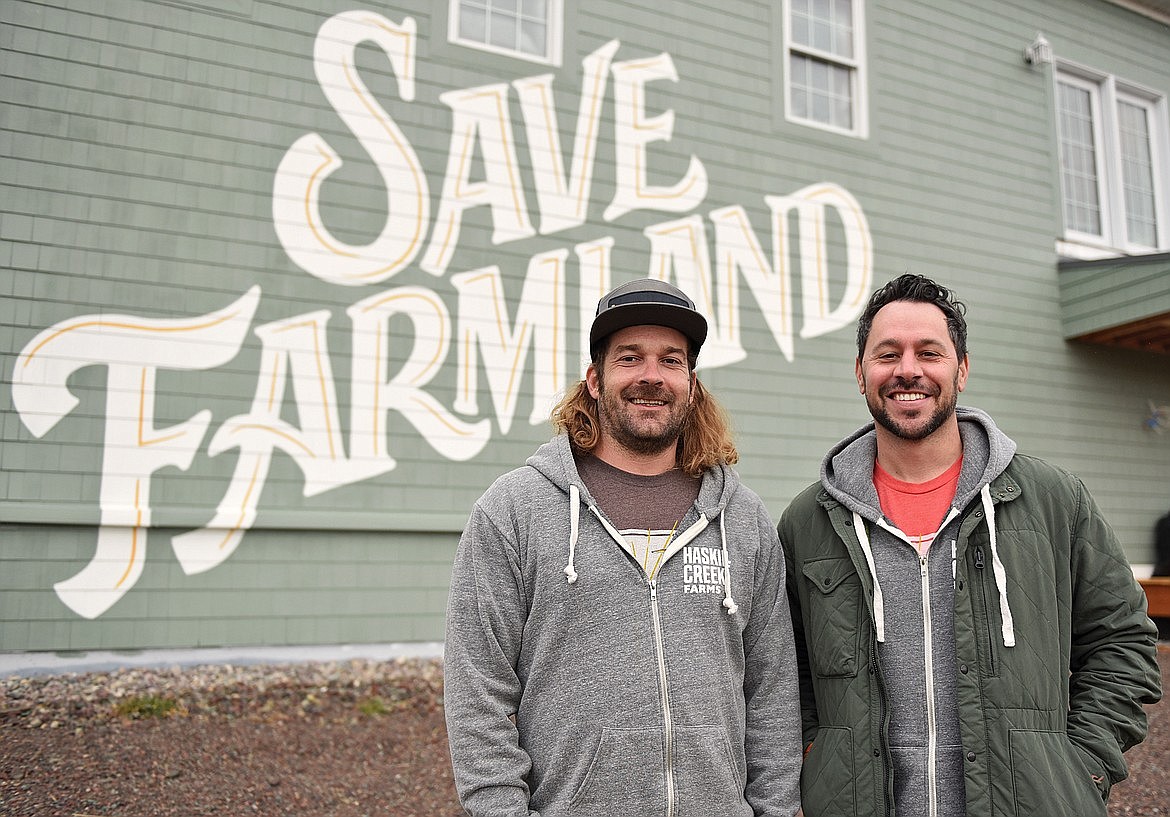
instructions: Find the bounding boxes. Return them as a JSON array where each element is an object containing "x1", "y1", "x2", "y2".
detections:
[
  {"x1": 866, "y1": 375, "x2": 959, "y2": 441},
  {"x1": 595, "y1": 373, "x2": 692, "y2": 457}
]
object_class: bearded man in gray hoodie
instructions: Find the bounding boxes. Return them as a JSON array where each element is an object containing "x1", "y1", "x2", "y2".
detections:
[
  {"x1": 779, "y1": 273, "x2": 1161, "y2": 817},
  {"x1": 444, "y1": 278, "x2": 803, "y2": 817}
]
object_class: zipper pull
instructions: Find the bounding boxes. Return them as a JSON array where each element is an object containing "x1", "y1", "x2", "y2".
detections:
[
  {"x1": 649, "y1": 579, "x2": 658, "y2": 600},
  {"x1": 974, "y1": 545, "x2": 985, "y2": 570}
]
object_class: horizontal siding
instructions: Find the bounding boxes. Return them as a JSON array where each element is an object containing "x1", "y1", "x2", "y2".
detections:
[
  {"x1": 0, "y1": 525, "x2": 459, "y2": 650},
  {"x1": 2, "y1": 0, "x2": 1169, "y2": 650}
]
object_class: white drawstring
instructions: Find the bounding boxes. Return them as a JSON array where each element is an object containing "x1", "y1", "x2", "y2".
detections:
[
  {"x1": 719, "y1": 513, "x2": 738, "y2": 615},
  {"x1": 564, "y1": 484, "x2": 579, "y2": 584},
  {"x1": 853, "y1": 490, "x2": 1013, "y2": 648},
  {"x1": 981, "y1": 485, "x2": 1015, "y2": 647},
  {"x1": 853, "y1": 511, "x2": 886, "y2": 643}
]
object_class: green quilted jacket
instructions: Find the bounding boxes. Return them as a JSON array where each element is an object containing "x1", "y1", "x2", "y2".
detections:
[{"x1": 780, "y1": 442, "x2": 1161, "y2": 817}]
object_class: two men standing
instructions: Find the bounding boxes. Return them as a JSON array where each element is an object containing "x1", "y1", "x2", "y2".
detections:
[{"x1": 445, "y1": 273, "x2": 1161, "y2": 817}]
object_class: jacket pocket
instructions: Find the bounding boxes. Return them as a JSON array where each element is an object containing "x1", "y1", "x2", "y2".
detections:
[
  {"x1": 800, "y1": 558, "x2": 861, "y2": 677},
  {"x1": 569, "y1": 727, "x2": 667, "y2": 815},
  {"x1": 801, "y1": 726, "x2": 856, "y2": 817},
  {"x1": 1008, "y1": 730, "x2": 1108, "y2": 817}
]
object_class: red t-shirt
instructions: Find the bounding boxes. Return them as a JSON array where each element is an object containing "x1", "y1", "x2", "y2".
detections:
[{"x1": 874, "y1": 456, "x2": 962, "y2": 554}]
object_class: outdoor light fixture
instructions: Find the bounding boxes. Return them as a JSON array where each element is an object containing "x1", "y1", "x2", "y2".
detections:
[{"x1": 1024, "y1": 33, "x2": 1052, "y2": 65}]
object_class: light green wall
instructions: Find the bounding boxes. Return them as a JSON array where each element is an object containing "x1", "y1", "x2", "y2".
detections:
[
  {"x1": 2, "y1": 0, "x2": 1169, "y2": 651},
  {"x1": 0, "y1": 523, "x2": 458, "y2": 648}
]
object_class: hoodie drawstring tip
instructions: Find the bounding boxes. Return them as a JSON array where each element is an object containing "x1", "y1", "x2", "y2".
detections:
[{"x1": 564, "y1": 484, "x2": 581, "y2": 586}]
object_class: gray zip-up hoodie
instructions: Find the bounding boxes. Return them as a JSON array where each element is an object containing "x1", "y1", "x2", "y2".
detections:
[
  {"x1": 819, "y1": 405, "x2": 1016, "y2": 817},
  {"x1": 444, "y1": 433, "x2": 803, "y2": 817}
]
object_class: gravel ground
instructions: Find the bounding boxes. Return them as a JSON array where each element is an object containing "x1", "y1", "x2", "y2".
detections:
[
  {"x1": 1, "y1": 657, "x2": 460, "y2": 816},
  {"x1": 1, "y1": 646, "x2": 1167, "y2": 816}
]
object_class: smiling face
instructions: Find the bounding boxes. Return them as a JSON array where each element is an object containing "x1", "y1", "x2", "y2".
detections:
[
  {"x1": 586, "y1": 324, "x2": 696, "y2": 470},
  {"x1": 856, "y1": 300, "x2": 969, "y2": 442}
]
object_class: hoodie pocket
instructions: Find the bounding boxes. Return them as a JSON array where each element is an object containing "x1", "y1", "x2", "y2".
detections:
[
  {"x1": 1008, "y1": 730, "x2": 1108, "y2": 817},
  {"x1": 569, "y1": 727, "x2": 667, "y2": 814},
  {"x1": 672, "y1": 725, "x2": 746, "y2": 816},
  {"x1": 801, "y1": 558, "x2": 861, "y2": 678},
  {"x1": 569, "y1": 725, "x2": 743, "y2": 816}
]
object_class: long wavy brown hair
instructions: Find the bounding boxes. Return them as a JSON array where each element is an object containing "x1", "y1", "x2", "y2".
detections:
[{"x1": 550, "y1": 354, "x2": 739, "y2": 477}]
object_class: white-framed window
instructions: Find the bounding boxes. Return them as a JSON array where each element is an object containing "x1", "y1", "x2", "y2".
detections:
[
  {"x1": 449, "y1": 0, "x2": 562, "y2": 66},
  {"x1": 1056, "y1": 64, "x2": 1168, "y2": 254},
  {"x1": 783, "y1": 0, "x2": 867, "y2": 138}
]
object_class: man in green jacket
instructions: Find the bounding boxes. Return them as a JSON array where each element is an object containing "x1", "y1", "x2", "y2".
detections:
[{"x1": 778, "y1": 273, "x2": 1161, "y2": 817}]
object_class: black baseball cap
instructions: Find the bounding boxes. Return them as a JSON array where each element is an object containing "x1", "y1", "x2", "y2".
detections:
[{"x1": 589, "y1": 278, "x2": 708, "y2": 355}]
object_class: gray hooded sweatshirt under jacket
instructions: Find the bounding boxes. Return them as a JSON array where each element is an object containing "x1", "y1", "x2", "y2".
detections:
[
  {"x1": 444, "y1": 434, "x2": 803, "y2": 817},
  {"x1": 819, "y1": 406, "x2": 1015, "y2": 817}
]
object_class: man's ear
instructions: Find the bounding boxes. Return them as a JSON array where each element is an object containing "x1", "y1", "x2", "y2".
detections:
[
  {"x1": 586, "y1": 364, "x2": 601, "y2": 399},
  {"x1": 855, "y1": 358, "x2": 865, "y2": 393},
  {"x1": 957, "y1": 354, "x2": 970, "y2": 392}
]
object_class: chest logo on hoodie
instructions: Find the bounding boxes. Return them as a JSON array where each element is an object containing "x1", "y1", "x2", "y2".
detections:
[{"x1": 683, "y1": 545, "x2": 727, "y2": 595}]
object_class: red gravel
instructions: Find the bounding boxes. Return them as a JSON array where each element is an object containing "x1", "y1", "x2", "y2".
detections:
[{"x1": 1, "y1": 648, "x2": 1167, "y2": 816}]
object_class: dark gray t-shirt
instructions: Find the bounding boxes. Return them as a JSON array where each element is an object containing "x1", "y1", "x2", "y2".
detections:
[{"x1": 575, "y1": 454, "x2": 701, "y2": 579}]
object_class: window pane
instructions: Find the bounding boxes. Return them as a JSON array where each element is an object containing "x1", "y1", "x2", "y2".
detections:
[
  {"x1": 792, "y1": 14, "x2": 811, "y2": 48},
  {"x1": 834, "y1": 94, "x2": 852, "y2": 127},
  {"x1": 520, "y1": 20, "x2": 546, "y2": 56},
  {"x1": 790, "y1": 54, "x2": 810, "y2": 118},
  {"x1": 790, "y1": 55, "x2": 809, "y2": 118},
  {"x1": 1119, "y1": 100, "x2": 1158, "y2": 247},
  {"x1": 790, "y1": 54, "x2": 852, "y2": 129},
  {"x1": 812, "y1": 85, "x2": 832, "y2": 123},
  {"x1": 833, "y1": 0, "x2": 854, "y2": 58},
  {"x1": 1057, "y1": 81, "x2": 1102, "y2": 237},
  {"x1": 812, "y1": 19, "x2": 833, "y2": 51},
  {"x1": 522, "y1": 0, "x2": 547, "y2": 19},
  {"x1": 793, "y1": 0, "x2": 853, "y2": 57},
  {"x1": 488, "y1": 10, "x2": 516, "y2": 50},
  {"x1": 829, "y1": 62, "x2": 852, "y2": 128},
  {"x1": 459, "y1": 3, "x2": 487, "y2": 43},
  {"x1": 834, "y1": 0, "x2": 853, "y2": 26}
]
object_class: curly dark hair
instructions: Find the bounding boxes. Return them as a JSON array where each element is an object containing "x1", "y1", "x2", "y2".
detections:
[{"x1": 856, "y1": 274, "x2": 968, "y2": 358}]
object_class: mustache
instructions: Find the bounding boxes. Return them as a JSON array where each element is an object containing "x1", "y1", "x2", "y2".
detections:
[
  {"x1": 879, "y1": 377, "x2": 938, "y2": 396},
  {"x1": 621, "y1": 387, "x2": 675, "y2": 403}
]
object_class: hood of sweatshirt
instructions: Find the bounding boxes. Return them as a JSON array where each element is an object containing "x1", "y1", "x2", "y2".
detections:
[
  {"x1": 818, "y1": 405, "x2": 1019, "y2": 646},
  {"x1": 525, "y1": 433, "x2": 745, "y2": 614},
  {"x1": 820, "y1": 405, "x2": 1017, "y2": 520}
]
